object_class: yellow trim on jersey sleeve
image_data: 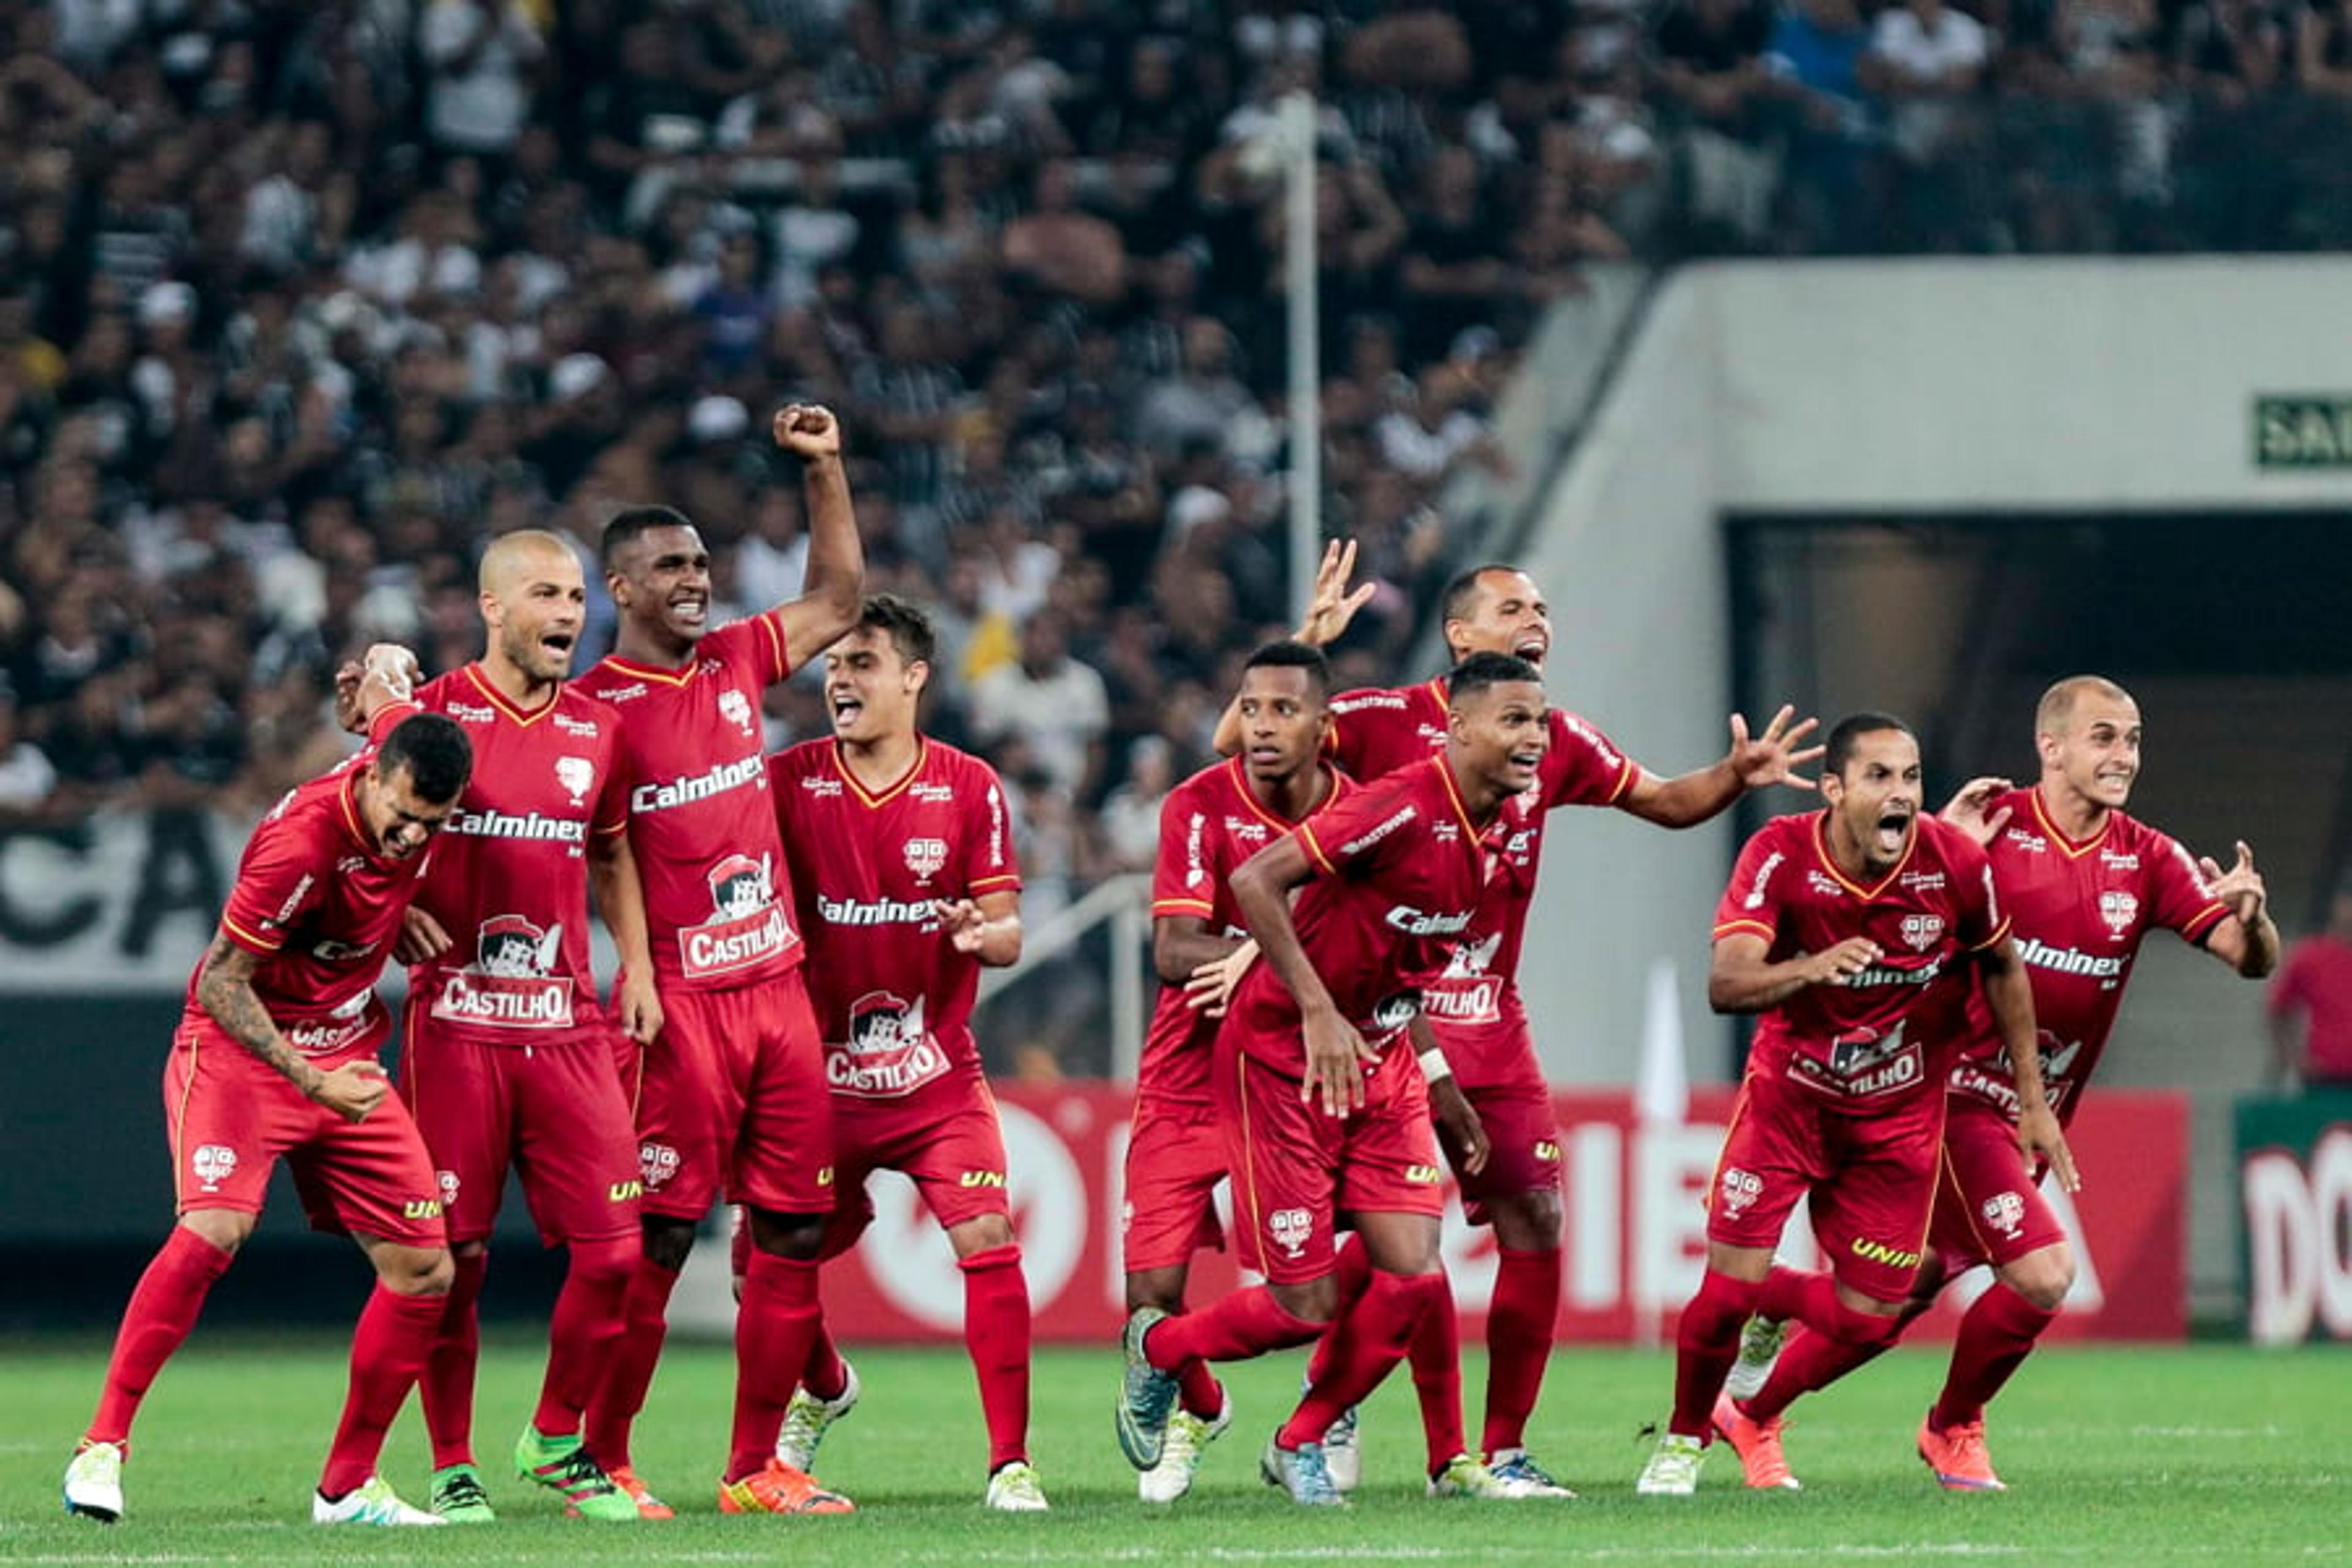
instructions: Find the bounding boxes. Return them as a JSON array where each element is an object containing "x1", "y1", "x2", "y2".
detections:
[
  {"x1": 1712, "y1": 918, "x2": 1776, "y2": 944},
  {"x1": 220, "y1": 914, "x2": 285, "y2": 953}
]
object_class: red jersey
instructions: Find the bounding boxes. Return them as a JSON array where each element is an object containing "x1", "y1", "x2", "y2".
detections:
[
  {"x1": 1325, "y1": 678, "x2": 1639, "y2": 1070},
  {"x1": 1946, "y1": 787, "x2": 2228, "y2": 1122},
  {"x1": 576, "y1": 614, "x2": 802, "y2": 992},
  {"x1": 2272, "y1": 933, "x2": 2352, "y2": 1084},
  {"x1": 769, "y1": 736, "x2": 1020, "y2": 1102},
  {"x1": 1226, "y1": 754, "x2": 1524, "y2": 1074},
  {"x1": 1140, "y1": 757, "x2": 1350, "y2": 1107},
  {"x1": 1714, "y1": 810, "x2": 2008, "y2": 1107},
  {"x1": 198, "y1": 704, "x2": 439, "y2": 1056},
  {"x1": 404, "y1": 665, "x2": 628, "y2": 1044}
]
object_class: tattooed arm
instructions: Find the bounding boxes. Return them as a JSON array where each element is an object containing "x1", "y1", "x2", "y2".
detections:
[{"x1": 193, "y1": 934, "x2": 390, "y2": 1123}]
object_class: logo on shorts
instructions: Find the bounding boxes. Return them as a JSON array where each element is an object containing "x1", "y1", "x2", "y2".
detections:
[
  {"x1": 1533, "y1": 1139, "x2": 1561, "y2": 1164},
  {"x1": 403, "y1": 1198, "x2": 445, "y2": 1220},
  {"x1": 1404, "y1": 1164, "x2": 1442, "y2": 1185},
  {"x1": 903, "y1": 837, "x2": 948, "y2": 881},
  {"x1": 437, "y1": 1169, "x2": 461, "y2": 1207},
  {"x1": 554, "y1": 755, "x2": 596, "y2": 807},
  {"x1": 959, "y1": 1170, "x2": 1007, "y2": 1189},
  {"x1": 191, "y1": 1144, "x2": 237, "y2": 1193},
  {"x1": 608, "y1": 1179, "x2": 643, "y2": 1203},
  {"x1": 1981, "y1": 1190, "x2": 2027, "y2": 1238},
  {"x1": 1900, "y1": 913, "x2": 1946, "y2": 951},
  {"x1": 639, "y1": 1142, "x2": 682, "y2": 1190},
  {"x1": 1849, "y1": 1236, "x2": 1924, "y2": 1270},
  {"x1": 1268, "y1": 1207, "x2": 1314, "y2": 1261},
  {"x1": 717, "y1": 688, "x2": 755, "y2": 736},
  {"x1": 1718, "y1": 1166, "x2": 1763, "y2": 1220}
]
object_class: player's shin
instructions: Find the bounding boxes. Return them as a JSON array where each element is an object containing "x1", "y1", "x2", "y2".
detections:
[
  {"x1": 423, "y1": 1250, "x2": 489, "y2": 1468},
  {"x1": 1482, "y1": 1245, "x2": 1561, "y2": 1458},
  {"x1": 1670, "y1": 1269, "x2": 1762, "y2": 1437},
  {"x1": 1933, "y1": 1283, "x2": 2060, "y2": 1431},
  {"x1": 88, "y1": 1225, "x2": 235, "y2": 1446},
  {"x1": 960, "y1": 1245, "x2": 1033, "y2": 1471},
  {"x1": 535, "y1": 1234, "x2": 634, "y2": 1437},
  {"x1": 321, "y1": 1284, "x2": 448, "y2": 1498},
  {"x1": 584, "y1": 1253, "x2": 682, "y2": 1470},
  {"x1": 1279, "y1": 1271, "x2": 1442, "y2": 1450},
  {"x1": 1404, "y1": 1274, "x2": 1468, "y2": 1474},
  {"x1": 729, "y1": 1251, "x2": 824, "y2": 1483}
]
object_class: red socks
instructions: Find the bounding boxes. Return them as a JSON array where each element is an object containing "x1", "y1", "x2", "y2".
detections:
[
  {"x1": 1148, "y1": 1284, "x2": 1322, "y2": 1367},
  {"x1": 1670, "y1": 1268, "x2": 1761, "y2": 1437},
  {"x1": 320, "y1": 1284, "x2": 447, "y2": 1497},
  {"x1": 801, "y1": 1320, "x2": 850, "y2": 1403},
  {"x1": 1404, "y1": 1275, "x2": 1468, "y2": 1471},
  {"x1": 1745, "y1": 1323, "x2": 1888, "y2": 1421},
  {"x1": 728, "y1": 1251, "x2": 823, "y2": 1483},
  {"x1": 533, "y1": 1235, "x2": 636, "y2": 1438},
  {"x1": 421, "y1": 1249, "x2": 489, "y2": 1468},
  {"x1": 87, "y1": 1225, "x2": 235, "y2": 1446},
  {"x1": 1932, "y1": 1284, "x2": 2059, "y2": 1430},
  {"x1": 1482, "y1": 1245, "x2": 1560, "y2": 1458},
  {"x1": 1279, "y1": 1271, "x2": 1444, "y2": 1450},
  {"x1": 960, "y1": 1245, "x2": 1032, "y2": 1471},
  {"x1": 584, "y1": 1254, "x2": 681, "y2": 1471}
]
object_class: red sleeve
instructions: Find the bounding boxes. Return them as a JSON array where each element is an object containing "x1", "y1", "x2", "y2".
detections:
[
  {"x1": 1297, "y1": 773, "x2": 1419, "y2": 883},
  {"x1": 2268, "y1": 945, "x2": 2313, "y2": 1019},
  {"x1": 364, "y1": 696, "x2": 423, "y2": 748},
  {"x1": 1713, "y1": 821, "x2": 1790, "y2": 943},
  {"x1": 1544, "y1": 709, "x2": 1638, "y2": 811},
  {"x1": 964, "y1": 759, "x2": 1022, "y2": 894},
  {"x1": 1947, "y1": 831, "x2": 2011, "y2": 951},
  {"x1": 714, "y1": 614, "x2": 793, "y2": 687},
  {"x1": 218, "y1": 809, "x2": 323, "y2": 954},
  {"x1": 592, "y1": 728, "x2": 630, "y2": 837},
  {"x1": 2145, "y1": 831, "x2": 2230, "y2": 947},
  {"x1": 1151, "y1": 778, "x2": 1216, "y2": 918}
]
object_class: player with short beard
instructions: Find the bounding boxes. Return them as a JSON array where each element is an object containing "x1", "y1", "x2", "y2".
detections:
[
  {"x1": 756, "y1": 594, "x2": 1041, "y2": 1511},
  {"x1": 572, "y1": 405, "x2": 865, "y2": 1518}
]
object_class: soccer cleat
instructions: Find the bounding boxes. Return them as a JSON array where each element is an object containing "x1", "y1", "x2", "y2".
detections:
[
  {"x1": 1259, "y1": 1434, "x2": 1347, "y2": 1507},
  {"x1": 985, "y1": 1459, "x2": 1049, "y2": 1512},
  {"x1": 717, "y1": 1457, "x2": 855, "y2": 1515},
  {"x1": 605, "y1": 1465, "x2": 676, "y2": 1521},
  {"x1": 1724, "y1": 1314, "x2": 1787, "y2": 1402},
  {"x1": 1427, "y1": 1453, "x2": 1555, "y2": 1499},
  {"x1": 1485, "y1": 1449, "x2": 1578, "y2": 1498},
  {"x1": 1635, "y1": 1432, "x2": 1708, "y2": 1496},
  {"x1": 429, "y1": 1462, "x2": 497, "y2": 1523},
  {"x1": 1918, "y1": 1411, "x2": 2007, "y2": 1491},
  {"x1": 1712, "y1": 1392, "x2": 1801, "y2": 1491},
  {"x1": 62, "y1": 1439, "x2": 124, "y2": 1523},
  {"x1": 1139, "y1": 1389, "x2": 1232, "y2": 1503},
  {"x1": 1319, "y1": 1400, "x2": 1363, "y2": 1493},
  {"x1": 777, "y1": 1359, "x2": 862, "y2": 1473},
  {"x1": 313, "y1": 1476, "x2": 447, "y2": 1526},
  {"x1": 514, "y1": 1427, "x2": 638, "y2": 1521},
  {"x1": 1114, "y1": 1306, "x2": 1179, "y2": 1470}
]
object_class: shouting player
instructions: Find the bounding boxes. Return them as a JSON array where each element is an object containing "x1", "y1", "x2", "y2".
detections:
[
  {"x1": 64, "y1": 668, "x2": 472, "y2": 1526},
  {"x1": 1635, "y1": 711, "x2": 2075, "y2": 1495},
  {"x1": 575, "y1": 404, "x2": 864, "y2": 1517},
  {"x1": 761, "y1": 594, "x2": 1042, "y2": 1510},
  {"x1": 1714, "y1": 676, "x2": 2275, "y2": 1492}
]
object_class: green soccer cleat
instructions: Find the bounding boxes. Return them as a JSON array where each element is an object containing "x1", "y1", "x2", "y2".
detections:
[
  {"x1": 984, "y1": 1459, "x2": 1049, "y2": 1512},
  {"x1": 1114, "y1": 1307, "x2": 1179, "y2": 1470},
  {"x1": 1635, "y1": 1432, "x2": 1708, "y2": 1497},
  {"x1": 514, "y1": 1427, "x2": 639, "y2": 1521},
  {"x1": 1724, "y1": 1314, "x2": 1788, "y2": 1402},
  {"x1": 1427, "y1": 1452, "x2": 1566, "y2": 1499},
  {"x1": 313, "y1": 1476, "x2": 445, "y2": 1526},
  {"x1": 429, "y1": 1462, "x2": 497, "y2": 1523},
  {"x1": 777, "y1": 1359, "x2": 862, "y2": 1473}
]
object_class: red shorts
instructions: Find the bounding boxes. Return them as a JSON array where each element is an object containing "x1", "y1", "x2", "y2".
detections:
[
  {"x1": 1928, "y1": 1095, "x2": 2068, "y2": 1270},
  {"x1": 1216, "y1": 1043, "x2": 1443, "y2": 1286},
  {"x1": 819, "y1": 1076, "x2": 1012, "y2": 1256},
  {"x1": 165, "y1": 1016, "x2": 445, "y2": 1247},
  {"x1": 1706, "y1": 1071, "x2": 1946, "y2": 1306},
  {"x1": 1456, "y1": 1055, "x2": 1563, "y2": 1227},
  {"x1": 402, "y1": 1027, "x2": 642, "y2": 1246},
  {"x1": 1121, "y1": 1095, "x2": 1227, "y2": 1274},
  {"x1": 621, "y1": 973, "x2": 834, "y2": 1220}
]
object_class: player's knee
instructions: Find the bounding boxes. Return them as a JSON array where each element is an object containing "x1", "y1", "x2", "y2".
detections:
[
  {"x1": 2005, "y1": 1246, "x2": 2073, "y2": 1310},
  {"x1": 1492, "y1": 1188, "x2": 1562, "y2": 1251},
  {"x1": 950, "y1": 1213, "x2": 1016, "y2": 1258},
  {"x1": 642, "y1": 1215, "x2": 698, "y2": 1272},
  {"x1": 1271, "y1": 1275, "x2": 1339, "y2": 1325},
  {"x1": 379, "y1": 1246, "x2": 456, "y2": 1297},
  {"x1": 569, "y1": 1234, "x2": 638, "y2": 1291},
  {"x1": 1125, "y1": 1269, "x2": 1186, "y2": 1315},
  {"x1": 745, "y1": 1205, "x2": 827, "y2": 1261},
  {"x1": 179, "y1": 1209, "x2": 254, "y2": 1256},
  {"x1": 1832, "y1": 1297, "x2": 1906, "y2": 1348}
]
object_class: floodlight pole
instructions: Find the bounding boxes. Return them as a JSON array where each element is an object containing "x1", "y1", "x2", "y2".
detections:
[{"x1": 1280, "y1": 91, "x2": 1322, "y2": 620}]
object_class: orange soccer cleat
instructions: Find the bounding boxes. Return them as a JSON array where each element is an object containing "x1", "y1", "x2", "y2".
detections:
[
  {"x1": 604, "y1": 1465, "x2": 677, "y2": 1521},
  {"x1": 1917, "y1": 1411, "x2": 2007, "y2": 1492},
  {"x1": 1712, "y1": 1392, "x2": 1801, "y2": 1491},
  {"x1": 717, "y1": 1458, "x2": 854, "y2": 1515}
]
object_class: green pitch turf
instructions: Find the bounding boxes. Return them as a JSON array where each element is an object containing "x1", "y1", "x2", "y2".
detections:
[{"x1": 2, "y1": 1335, "x2": 2344, "y2": 1564}]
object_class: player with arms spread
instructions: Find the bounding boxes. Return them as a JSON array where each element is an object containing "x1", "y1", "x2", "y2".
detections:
[
  {"x1": 65, "y1": 665, "x2": 473, "y2": 1527},
  {"x1": 758, "y1": 594, "x2": 1042, "y2": 1510},
  {"x1": 573, "y1": 404, "x2": 865, "y2": 1518}
]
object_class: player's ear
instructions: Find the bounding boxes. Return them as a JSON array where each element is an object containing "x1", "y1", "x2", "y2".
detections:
[{"x1": 907, "y1": 658, "x2": 930, "y2": 696}]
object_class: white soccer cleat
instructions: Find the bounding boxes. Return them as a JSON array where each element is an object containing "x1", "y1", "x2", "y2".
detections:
[
  {"x1": 1724, "y1": 1314, "x2": 1787, "y2": 1402},
  {"x1": 985, "y1": 1460, "x2": 1049, "y2": 1512},
  {"x1": 1427, "y1": 1453, "x2": 1555, "y2": 1499},
  {"x1": 777, "y1": 1359, "x2": 861, "y2": 1472},
  {"x1": 1486, "y1": 1448, "x2": 1578, "y2": 1498},
  {"x1": 1319, "y1": 1401, "x2": 1362, "y2": 1493},
  {"x1": 1636, "y1": 1433, "x2": 1708, "y2": 1497},
  {"x1": 313, "y1": 1476, "x2": 447, "y2": 1526},
  {"x1": 63, "y1": 1441, "x2": 124, "y2": 1523},
  {"x1": 1139, "y1": 1389, "x2": 1232, "y2": 1503}
]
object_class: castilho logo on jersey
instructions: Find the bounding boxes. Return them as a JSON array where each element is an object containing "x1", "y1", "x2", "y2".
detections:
[
  {"x1": 432, "y1": 914, "x2": 576, "y2": 1029},
  {"x1": 1422, "y1": 931, "x2": 1504, "y2": 1024},
  {"x1": 827, "y1": 990, "x2": 950, "y2": 1098},
  {"x1": 679, "y1": 853, "x2": 796, "y2": 977}
]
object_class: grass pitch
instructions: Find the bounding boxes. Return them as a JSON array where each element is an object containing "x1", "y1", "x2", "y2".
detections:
[{"x1": 2, "y1": 1335, "x2": 2344, "y2": 1565}]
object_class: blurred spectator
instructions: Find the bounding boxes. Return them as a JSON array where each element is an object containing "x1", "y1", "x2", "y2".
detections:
[
  {"x1": 965, "y1": 608, "x2": 1110, "y2": 800},
  {"x1": 2269, "y1": 877, "x2": 2352, "y2": 1091},
  {"x1": 419, "y1": 0, "x2": 546, "y2": 169},
  {"x1": 1654, "y1": 0, "x2": 1782, "y2": 247}
]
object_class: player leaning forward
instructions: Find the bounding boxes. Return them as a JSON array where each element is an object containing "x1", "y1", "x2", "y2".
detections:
[{"x1": 65, "y1": 657, "x2": 472, "y2": 1526}]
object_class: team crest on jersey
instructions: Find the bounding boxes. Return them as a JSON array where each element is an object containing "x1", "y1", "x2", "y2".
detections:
[
  {"x1": 433, "y1": 914, "x2": 575, "y2": 1029},
  {"x1": 1717, "y1": 1167, "x2": 1762, "y2": 1221},
  {"x1": 827, "y1": 990, "x2": 948, "y2": 1098},
  {"x1": 554, "y1": 755, "x2": 595, "y2": 806},
  {"x1": 639, "y1": 1142, "x2": 681, "y2": 1189},
  {"x1": 437, "y1": 1169, "x2": 461, "y2": 1207},
  {"x1": 191, "y1": 1144, "x2": 238, "y2": 1193},
  {"x1": 903, "y1": 837, "x2": 948, "y2": 880},
  {"x1": 1980, "y1": 1190, "x2": 2026, "y2": 1238},
  {"x1": 1901, "y1": 913, "x2": 1946, "y2": 951},
  {"x1": 1269, "y1": 1207, "x2": 1314, "y2": 1260},
  {"x1": 2100, "y1": 889, "x2": 2139, "y2": 937},
  {"x1": 716, "y1": 687, "x2": 755, "y2": 736},
  {"x1": 679, "y1": 853, "x2": 796, "y2": 978}
]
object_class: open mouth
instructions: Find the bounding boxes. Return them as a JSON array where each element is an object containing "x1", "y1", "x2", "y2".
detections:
[
  {"x1": 831, "y1": 694, "x2": 864, "y2": 726},
  {"x1": 1513, "y1": 634, "x2": 1549, "y2": 666},
  {"x1": 540, "y1": 631, "x2": 576, "y2": 659},
  {"x1": 671, "y1": 596, "x2": 707, "y2": 628},
  {"x1": 1873, "y1": 806, "x2": 1913, "y2": 858},
  {"x1": 1507, "y1": 746, "x2": 1545, "y2": 771}
]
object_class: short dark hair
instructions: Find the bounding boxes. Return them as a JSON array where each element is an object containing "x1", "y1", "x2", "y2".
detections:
[
  {"x1": 1824, "y1": 711, "x2": 1915, "y2": 776},
  {"x1": 1447, "y1": 651, "x2": 1541, "y2": 704},
  {"x1": 600, "y1": 505, "x2": 696, "y2": 571},
  {"x1": 379, "y1": 712, "x2": 473, "y2": 803},
  {"x1": 1440, "y1": 563, "x2": 1519, "y2": 627},
  {"x1": 1242, "y1": 639, "x2": 1332, "y2": 696},
  {"x1": 861, "y1": 593, "x2": 936, "y2": 666}
]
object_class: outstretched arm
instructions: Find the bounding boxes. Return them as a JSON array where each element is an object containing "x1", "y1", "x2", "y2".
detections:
[
  {"x1": 2197, "y1": 840, "x2": 2280, "y2": 979},
  {"x1": 767, "y1": 404, "x2": 866, "y2": 670},
  {"x1": 1618, "y1": 706, "x2": 1822, "y2": 828},
  {"x1": 1210, "y1": 539, "x2": 1373, "y2": 757}
]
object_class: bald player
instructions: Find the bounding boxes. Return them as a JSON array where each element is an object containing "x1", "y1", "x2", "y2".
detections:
[{"x1": 388, "y1": 530, "x2": 662, "y2": 1522}]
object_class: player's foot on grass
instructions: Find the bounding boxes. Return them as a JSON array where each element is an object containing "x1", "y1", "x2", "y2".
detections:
[
  {"x1": 1712, "y1": 1392, "x2": 1801, "y2": 1490},
  {"x1": 1115, "y1": 1306, "x2": 1178, "y2": 1470},
  {"x1": 605, "y1": 1465, "x2": 675, "y2": 1521},
  {"x1": 62, "y1": 1439, "x2": 123, "y2": 1523},
  {"x1": 777, "y1": 1359, "x2": 861, "y2": 1473},
  {"x1": 717, "y1": 1458, "x2": 854, "y2": 1515},
  {"x1": 1427, "y1": 1453, "x2": 1555, "y2": 1499},
  {"x1": 1259, "y1": 1434, "x2": 1346, "y2": 1507},
  {"x1": 1140, "y1": 1388, "x2": 1231, "y2": 1503},
  {"x1": 429, "y1": 1462, "x2": 496, "y2": 1523},
  {"x1": 1918, "y1": 1411, "x2": 2007, "y2": 1491},
  {"x1": 313, "y1": 1476, "x2": 445, "y2": 1526},
  {"x1": 985, "y1": 1460, "x2": 1049, "y2": 1512},
  {"x1": 514, "y1": 1427, "x2": 638, "y2": 1521},
  {"x1": 1724, "y1": 1314, "x2": 1787, "y2": 1401},
  {"x1": 1635, "y1": 1432, "x2": 1708, "y2": 1496},
  {"x1": 1319, "y1": 1399, "x2": 1362, "y2": 1493},
  {"x1": 1486, "y1": 1449, "x2": 1577, "y2": 1498}
]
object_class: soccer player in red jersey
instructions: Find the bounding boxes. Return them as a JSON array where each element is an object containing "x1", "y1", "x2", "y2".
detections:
[
  {"x1": 376, "y1": 530, "x2": 663, "y2": 1523},
  {"x1": 755, "y1": 594, "x2": 1044, "y2": 1510},
  {"x1": 1117, "y1": 651, "x2": 1548, "y2": 1507},
  {"x1": 1714, "y1": 677, "x2": 2276, "y2": 1492},
  {"x1": 1121, "y1": 639, "x2": 1370, "y2": 1502},
  {"x1": 572, "y1": 404, "x2": 865, "y2": 1518},
  {"x1": 1635, "y1": 711, "x2": 2077, "y2": 1496},
  {"x1": 1218, "y1": 559, "x2": 1820, "y2": 1494},
  {"x1": 63, "y1": 668, "x2": 474, "y2": 1527}
]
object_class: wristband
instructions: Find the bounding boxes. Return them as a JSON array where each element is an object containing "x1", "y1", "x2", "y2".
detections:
[{"x1": 1418, "y1": 1047, "x2": 1452, "y2": 1083}]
